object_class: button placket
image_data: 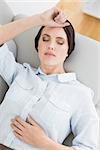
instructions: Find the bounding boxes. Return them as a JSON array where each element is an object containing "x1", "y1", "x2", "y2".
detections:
[
  {"x1": 20, "y1": 81, "x2": 48, "y2": 121},
  {"x1": 20, "y1": 95, "x2": 42, "y2": 121}
]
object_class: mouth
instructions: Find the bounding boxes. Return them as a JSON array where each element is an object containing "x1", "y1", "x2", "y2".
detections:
[{"x1": 44, "y1": 52, "x2": 56, "y2": 57}]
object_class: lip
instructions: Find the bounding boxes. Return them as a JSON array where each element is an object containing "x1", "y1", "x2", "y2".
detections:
[{"x1": 44, "y1": 52, "x2": 56, "y2": 57}]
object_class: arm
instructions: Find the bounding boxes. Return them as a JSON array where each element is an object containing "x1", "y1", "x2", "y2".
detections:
[
  {"x1": 0, "y1": 15, "x2": 41, "y2": 45},
  {"x1": 0, "y1": 44, "x2": 24, "y2": 86},
  {"x1": 40, "y1": 138, "x2": 75, "y2": 150},
  {"x1": 0, "y1": 7, "x2": 69, "y2": 85},
  {"x1": 0, "y1": 7, "x2": 69, "y2": 45}
]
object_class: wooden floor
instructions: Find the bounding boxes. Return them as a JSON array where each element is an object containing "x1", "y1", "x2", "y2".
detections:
[{"x1": 57, "y1": 0, "x2": 100, "y2": 42}]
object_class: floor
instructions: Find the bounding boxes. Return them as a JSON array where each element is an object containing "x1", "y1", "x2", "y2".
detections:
[{"x1": 57, "y1": 0, "x2": 100, "y2": 42}]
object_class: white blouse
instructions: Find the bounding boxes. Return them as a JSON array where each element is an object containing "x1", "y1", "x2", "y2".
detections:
[{"x1": 0, "y1": 44, "x2": 99, "y2": 150}]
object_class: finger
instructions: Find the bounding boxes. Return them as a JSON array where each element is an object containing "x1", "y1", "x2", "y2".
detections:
[
  {"x1": 52, "y1": 7, "x2": 62, "y2": 20},
  {"x1": 62, "y1": 22, "x2": 70, "y2": 27},
  {"x1": 54, "y1": 19, "x2": 65, "y2": 24},
  {"x1": 59, "y1": 15, "x2": 67, "y2": 23},
  {"x1": 27, "y1": 115, "x2": 40, "y2": 127},
  {"x1": 11, "y1": 119, "x2": 24, "y2": 131},
  {"x1": 54, "y1": 15, "x2": 67, "y2": 24},
  {"x1": 54, "y1": 15, "x2": 70, "y2": 26},
  {"x1": 13, "y1": 130, "x2": 23, "y2": 141},
  {"x1": 11, "y1": 123, "x2": 23, "y2": 136},
  {"x1": 14, "y1": 116, "x2": 28, "y2": 128},
  {"x1": 54, "y1": 17, "x2": 66, "y2": 24},
  {"x1": 54, "y1": 11, "x2": 62, "y2": 21},
  {"x1": 54, "y1": 11, "x2": 66, "y2": 19},
  {"x1": 54, "y1": 7, "x2": 61, "y2": 14},
  {"x1": 51, "y1": 21, "x2": 70, "y2": 27},
  {"x1": 54, "y1": 15, "x2": 60, "y2": 22},
  {"x1": 55, "y1": 12, "x2": 67, "y2": 23}
]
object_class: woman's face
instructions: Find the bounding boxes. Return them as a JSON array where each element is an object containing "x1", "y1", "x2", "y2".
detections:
[{"x1": 38, "y1": 27, "x2": 68, "y2": 67}]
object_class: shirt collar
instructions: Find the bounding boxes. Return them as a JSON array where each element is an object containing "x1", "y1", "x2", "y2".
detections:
[{"x1": 35, "y1": 67, "x2": 76, "y2": 83}]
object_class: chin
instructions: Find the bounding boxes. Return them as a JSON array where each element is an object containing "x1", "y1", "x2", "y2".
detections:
[{"x1": 43, "y1": 61, "x2": 57, "y2": 66}]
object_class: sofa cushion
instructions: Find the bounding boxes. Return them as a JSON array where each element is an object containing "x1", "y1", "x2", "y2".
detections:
[
  {"x1": 0, "y1": 0, "x2": 14, "y2": 24},
  {"x1": 13, "y1": 15, "x2": 100, "y2": 107},
  {"x1": 64, "y1": 33, "x2": 100, "y2": 106},
  {"x1": 0, "y1": 40, "x2": 17, "y2": 104},
  {"x1": 13, "y1": 14, "x2": 40, "y2": 68}
]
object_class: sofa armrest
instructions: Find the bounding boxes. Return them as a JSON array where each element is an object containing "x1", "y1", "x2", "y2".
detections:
[
  {"x1": 0, "y1": 40, "x2": 17, "y2": 104},
  {"x1": 0, "y1": 76, "x2": 8, "y2": 104}
]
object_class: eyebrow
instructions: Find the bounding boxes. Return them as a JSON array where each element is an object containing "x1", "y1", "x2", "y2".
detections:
[{"x1": 42, "y1": 34, "x2": 66, "y2": 41}]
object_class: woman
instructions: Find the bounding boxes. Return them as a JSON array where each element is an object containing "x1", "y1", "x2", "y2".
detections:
[{"x1": 0, "y1": 7, "x2": 99, "y2": 150}]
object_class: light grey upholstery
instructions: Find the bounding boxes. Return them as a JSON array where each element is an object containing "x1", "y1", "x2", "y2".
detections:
[
  {"x1": 0, "y1": 0, "x2": 13, "y2": 24},
  {"x1": 0, "y1": 0, "x2": 100, "y2": 148},
  {"x1": 0, "y1": 40, "x2": 17, "y2": 104},
  {"x1": 13, "y1": 14, "x2": 40, "y2": 68},
  {"x1": 0, "y1": 0, "x2": 17, "y2": 103}
]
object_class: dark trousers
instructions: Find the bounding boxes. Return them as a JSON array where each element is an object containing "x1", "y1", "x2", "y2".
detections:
[{"x1": 0, "y1": 144, "x2": 14, "y2": 150}]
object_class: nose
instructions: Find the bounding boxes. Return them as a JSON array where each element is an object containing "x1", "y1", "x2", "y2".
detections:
[{"x1": 47, "y1": 42, "x2": 55, "y2": 51}]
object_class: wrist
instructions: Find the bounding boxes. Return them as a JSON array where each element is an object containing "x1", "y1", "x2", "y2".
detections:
[
  {"x1": 39, "y1": 136, "x2": 53, "y2": 150},
  {"x1": 38, "y1": 13, "x2": 45, "y2": 26},
  {"x1": 40, "y1": 136, "x2": 61, "y2": 150},
  {"x1": 31, "y1": 13, "x2": 43, "y2": 27},
  {"x1": 40, "y1": 136, "x2": 75, "y2": 150}
]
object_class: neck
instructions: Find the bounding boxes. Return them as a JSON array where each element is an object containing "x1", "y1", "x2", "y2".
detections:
[{"x1": 40, "y1": 64, "x2": 65, "y2": 75}]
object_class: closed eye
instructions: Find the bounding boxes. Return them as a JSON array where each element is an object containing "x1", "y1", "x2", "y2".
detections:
[
  {"x1": 56, "y1": 40, "x2": 64, "y2": 45},
  {"x1": 57, "y1": 41, "x2": 64, "y2": 45},
  {"x1": 42, "y1": 37, "x2": 49, "y2": 42}
]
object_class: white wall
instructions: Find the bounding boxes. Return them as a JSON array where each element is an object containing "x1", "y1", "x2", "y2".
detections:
[
  {"x1": 5, "y1": 0, "x2": 59, "y2": 15},
  {"x1": 81, "y1": 0, "x2": 100, "y2": 19}
]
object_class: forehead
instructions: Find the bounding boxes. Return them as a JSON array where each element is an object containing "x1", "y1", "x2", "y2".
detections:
[{"x1": 41, "y1": 27, "x2": 67, "y2": 39}]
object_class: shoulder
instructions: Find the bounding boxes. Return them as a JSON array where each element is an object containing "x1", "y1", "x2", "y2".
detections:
[
  {"x1": 70, "y1": 79, "x2": 94, "y2": 103},
  {"x1": 73, "y1": 79, "x2": 93, "y2": 94},
  {"x1": 19, "y1": 63, "x2": 38, "y2": 76},
  {"x1": 69, "y1": 80, "x2": 97, "y2": 117}
]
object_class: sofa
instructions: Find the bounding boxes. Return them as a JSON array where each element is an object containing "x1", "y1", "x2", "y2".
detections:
[{"x1": 0, "y1": 0, "x2": 100, "y2": 149}]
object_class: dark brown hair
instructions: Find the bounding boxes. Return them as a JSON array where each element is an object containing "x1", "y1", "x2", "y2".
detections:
[{"x1": 35, "y1": 20, "x2": 75, "y2": 61}]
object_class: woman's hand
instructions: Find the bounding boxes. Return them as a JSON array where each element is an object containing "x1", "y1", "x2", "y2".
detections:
[
  {"x1": 39, "y1": 7, "x2": 70, "y2": 27},
  {"x1": 11, "y1": 115, "x2": 48, "y2": 149},
  {"x1": 11, "y1": 116, "x2": 74, "y2": 150}
]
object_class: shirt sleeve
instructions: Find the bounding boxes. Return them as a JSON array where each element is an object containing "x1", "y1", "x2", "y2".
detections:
[
  {"x1": 71, "y1": 89, "x2": 100, "y2": 150},
  {"x1": 0, "y1": 43, "x2": 24, "y2": 86}
]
